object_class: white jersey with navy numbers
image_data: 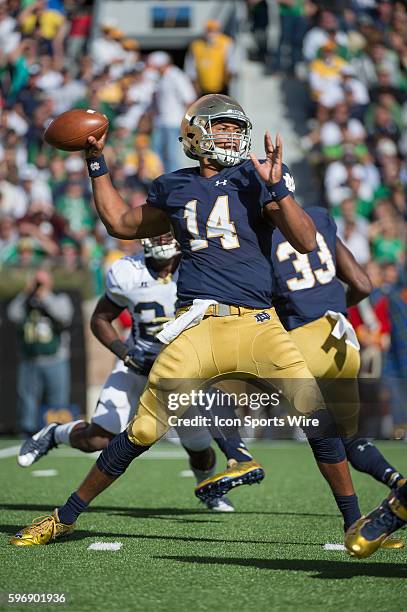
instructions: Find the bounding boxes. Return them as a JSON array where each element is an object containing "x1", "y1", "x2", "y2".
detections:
[
  {"x1": 105, "y1": 254, "x2": 178, "y2": 359},
  {"x1": 93, "y1": 254, "x2": 211, "y2": 445}
]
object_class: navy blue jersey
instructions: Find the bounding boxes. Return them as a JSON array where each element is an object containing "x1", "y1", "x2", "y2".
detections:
[
  {"x1": 271, "y1": 206, "x2": 347, "y2": 330},
  {"x1": 147, "y1": 160, "x2": 291, "y2": 308}
]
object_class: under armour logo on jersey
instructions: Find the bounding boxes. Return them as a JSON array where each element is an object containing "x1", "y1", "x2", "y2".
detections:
[
  {"x1": 140, "y1": 281, "x2": 148, "y2": 288},
  {"x1": 254, "y1": 311, "x2": 271, "y2": 323},
  {"x1": 215, "y1": 179, "x2": 228, "y2": 187}
]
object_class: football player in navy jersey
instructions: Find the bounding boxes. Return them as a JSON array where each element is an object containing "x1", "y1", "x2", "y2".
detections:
[
  {"x1": 11, "y1": 94, "x2": 329, "y2": 545},
  {"x1": 272, "y1": 206, "x2": 405, "y2": 547}
]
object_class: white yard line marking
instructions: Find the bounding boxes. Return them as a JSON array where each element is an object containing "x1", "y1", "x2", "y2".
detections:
[
  {"x1": 0, "y1": 445, "x2": 20, "y2": 458},
  {"x1": 0, "y1": 446, "x2": 186, "y2": 460},
  {"x1": 323, "y1": 543, "x2": 346, "y2": 551},
  {"x1": 88, "y1": 542, "x2": 122, "y2": 551},
  {"x1": 32, "y1": 469, "x2": 58, "y2": 477},
  {"x1": 51, "y1": 449, "x2": 187, "y2": 460},
  {"x1": 179, "y1": 469, "x2": 194, "y2": 477}
]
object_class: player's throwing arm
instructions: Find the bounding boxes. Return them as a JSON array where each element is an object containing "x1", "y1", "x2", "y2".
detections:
[{"x1": 85, "y1": 133, "x2": 171, "y2": 239}]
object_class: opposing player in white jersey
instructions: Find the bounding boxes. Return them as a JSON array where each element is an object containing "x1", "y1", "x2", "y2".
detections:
[{"x1": 18, "y1": 234, "x2": 233, "y2": 512}]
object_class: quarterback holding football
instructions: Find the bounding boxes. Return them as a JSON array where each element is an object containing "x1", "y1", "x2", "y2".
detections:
[{"x1": 12, "y1": 93, "x2": 329, "y2": 545}]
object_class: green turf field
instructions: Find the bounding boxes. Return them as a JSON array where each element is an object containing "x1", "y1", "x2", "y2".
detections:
[{"x1": 0, "y1": 440, "x2": 406, "y2": 612}]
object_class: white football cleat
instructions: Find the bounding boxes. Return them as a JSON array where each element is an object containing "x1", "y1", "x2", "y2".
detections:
[{"x1": 18, "y1": 423, "x2": 59, "y2": 467}]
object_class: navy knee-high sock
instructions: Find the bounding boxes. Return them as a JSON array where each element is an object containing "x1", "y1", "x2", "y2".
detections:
[
  {"x1": 304, "y1": 426, "x2": 361, "y2": 530},
  {"x1": 334, "y1": 494, "x2": 361, "y2": 531},
  {"x1": 58, "y1": 492, "x2": 88, "y2": 525},
  {"x1": 212, "y1": 436, "x2": 253, "y2": 463},
  {"x1": 344, "y1": 438, "x2": 404, "y2": 487},
  {"x1": 202, "y1": 388, "x2": 253, "y2": 463},
  {"x1": 58, "y1": 431, "x2": 149, "y2": 524}
]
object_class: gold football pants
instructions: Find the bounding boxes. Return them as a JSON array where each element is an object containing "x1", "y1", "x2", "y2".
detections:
[
  {"x1": 127, "y1": 307, "x2": 325, "y2": 446},
  {"x1": 289, "y1": 315, "x2": 360, "y2": 436}
]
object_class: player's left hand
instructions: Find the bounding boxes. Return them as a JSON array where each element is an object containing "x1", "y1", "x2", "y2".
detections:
[{"x1": 250, "y1": 132, "x2": 283, "y2": 186}]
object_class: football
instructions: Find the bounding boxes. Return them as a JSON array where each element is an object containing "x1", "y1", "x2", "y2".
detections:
[{"x1": 43, "y1": 108, "x2": 109, "y2": 151}]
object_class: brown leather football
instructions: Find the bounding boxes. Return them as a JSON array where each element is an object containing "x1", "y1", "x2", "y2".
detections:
[{"x1": 43, "y1": 108, "x2": 109, "y2": 151}]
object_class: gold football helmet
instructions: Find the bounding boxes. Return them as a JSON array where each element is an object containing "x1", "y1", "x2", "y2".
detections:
[{"x1": 179, "y1": 94, "x2": 252, "y2": 167}]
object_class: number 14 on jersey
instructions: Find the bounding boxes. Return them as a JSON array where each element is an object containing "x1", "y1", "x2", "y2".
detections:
[{"x1": 184, "y1": 196, "x2": 240, "y2": 251}]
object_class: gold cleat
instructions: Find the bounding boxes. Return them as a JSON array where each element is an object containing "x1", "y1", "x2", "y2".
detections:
[
  {"x1": 345, "y1": 494, "x2": 407, "y2": 559},
  {"x1": 345, "y1": 521, "x2": 405, "y2": 556},
  {"x1": 345, "y1": 516, "x2": 386, "y2": 558},
  {"x1": 10, "y1": 509, "x2": 74, "y2": 546},
  {"x1": 195, "y1": 459, "x2": 265, "y2": 502}
]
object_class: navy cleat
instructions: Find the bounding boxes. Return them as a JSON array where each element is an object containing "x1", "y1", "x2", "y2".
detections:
[
  {"x1": 18, "y1": 423, "x2": 59, "y2": 468},
  {"x1": 195, "y1": 460, "x2": 265, "y2": 501},
  {"x1": 345, "y1": 494, "x2": 407, "y2": 558},
  {"x1": 204, "y1": 496, "x2": 235, "y2": 512}
]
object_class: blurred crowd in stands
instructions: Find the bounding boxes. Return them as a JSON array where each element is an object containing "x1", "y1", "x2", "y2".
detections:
[
  {"x1": 0, "y1": 0, "x2": 405, "y2": 433},
  {"x1": 302, "y1": 0, "x2": 407, "y2": 406},
  {"x1": 248, "y1": 0, "x2": 406, "y2": 430},
  {"x1": 0, "y1": 0, "x2": 238, "y2": 278},
  {"x1": 296, "y1": 1, "x2": 406, "y2": 400},
  {"x1": 3, "y1": 1, "x2": 402, "y2": 279}
]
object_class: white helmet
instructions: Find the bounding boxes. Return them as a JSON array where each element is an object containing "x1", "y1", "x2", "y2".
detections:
[
  {"x1": 142, "y1": 233, "x2": 178, "y2": 261},
  {"x1": 179, "y1": 94, "x2": 252, "y2": 167}
]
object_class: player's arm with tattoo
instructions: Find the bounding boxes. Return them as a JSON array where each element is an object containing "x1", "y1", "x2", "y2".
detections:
[
  {"x1": 85, "y1": 134, "x2": 170, "y2": 239},
  {"x1": 335, "y1": 237, "x2": 372, "y2": 306},
  {"x1": 251, "y1": 133, "x2": 316, "y2": 253}
]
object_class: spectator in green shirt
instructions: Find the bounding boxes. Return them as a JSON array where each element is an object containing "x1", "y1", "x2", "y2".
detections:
[
  {"x1": 0, "y1": 214, "x2": 19, "y2": 266},
  {"x1": 371, "y1": 216, "x2": 404, "y2": 264}
]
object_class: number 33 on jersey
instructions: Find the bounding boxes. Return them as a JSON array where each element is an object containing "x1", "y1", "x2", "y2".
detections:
[{"x1": 271, "y1": 206, "x2": 347, "y2": 330}]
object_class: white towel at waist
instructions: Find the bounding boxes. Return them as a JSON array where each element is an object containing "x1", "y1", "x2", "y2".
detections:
[
  {"x1": 157, "y1": 299, "x2": 218, "y2": 345},
  {"x1": 325, "y1": 310, "x2": 360, "y2": 351}
]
